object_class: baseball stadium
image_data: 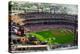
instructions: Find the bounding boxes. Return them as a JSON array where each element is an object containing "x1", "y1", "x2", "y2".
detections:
[{"x1": 9, "y1": 1, "x2": 78, "y2": 53}]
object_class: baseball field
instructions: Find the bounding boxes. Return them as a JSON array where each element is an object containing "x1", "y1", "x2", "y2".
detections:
[{"x1": 27, "y1": 28, "x2": 74, "y2": 45}]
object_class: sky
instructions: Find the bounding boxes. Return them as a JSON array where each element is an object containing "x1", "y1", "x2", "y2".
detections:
[{"x1": 61, "y1": 4, "x2": 78, "y2": 15}]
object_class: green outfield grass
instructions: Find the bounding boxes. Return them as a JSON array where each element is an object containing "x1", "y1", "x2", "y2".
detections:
[{"x1": 28, "y1": 29, "x2": 75, "y2": 44}]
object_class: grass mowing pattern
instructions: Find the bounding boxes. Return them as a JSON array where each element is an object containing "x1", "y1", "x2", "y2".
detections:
[{"x1": 29, "y1": 29, "x2": 74, "y2": 44}]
